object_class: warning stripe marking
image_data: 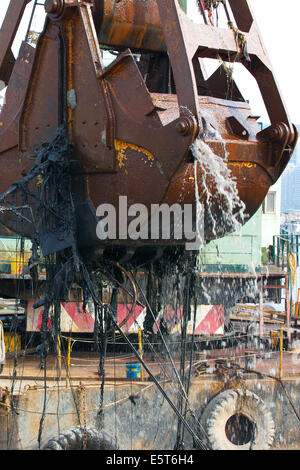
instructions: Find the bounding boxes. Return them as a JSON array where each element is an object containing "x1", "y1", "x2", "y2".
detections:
[{"x1": 27, "y1": 302, "x2": 224, "y2": 335}]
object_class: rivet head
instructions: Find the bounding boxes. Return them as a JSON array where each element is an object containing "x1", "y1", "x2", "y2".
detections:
[
  {"x1": 176, "y1": 118, "x2": 193, "y2": 136},
  {"x1": 267, "y1": 125, "x2": 285, "y2": 142},
  {"x1": 44, "y1": 0, "x2": 61, "y2": 14}
]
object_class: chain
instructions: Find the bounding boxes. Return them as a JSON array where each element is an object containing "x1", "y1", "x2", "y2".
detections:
[{"x1": 77, "y1": 383, "x2": 88, "y2": 450}]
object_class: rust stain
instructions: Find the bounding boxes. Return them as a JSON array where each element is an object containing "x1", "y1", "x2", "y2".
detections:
[
  {"x1": 67, "y1": 20, "x2": 74, "y2": 136},
  {"x1": 229, "y1": 162, "x2": 257, "y2": 169},
  {"x1": 115, "y1": 139, "x2": 155, "y2": 168},
  {"x1": 36, "y1": 176, "x2": 43, "y2": 186}
]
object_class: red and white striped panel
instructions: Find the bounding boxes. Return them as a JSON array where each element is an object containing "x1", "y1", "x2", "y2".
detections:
[
  {"x1": 26, "y1": 301, "x2": 95, "y2": 333},
  {"x1": 194, "y1": 305, "x2": 224, "y2": 335},
  {"x1": 26, "y1": 302, "x2": 224, "y2": 335},
  {"x1": 154, "y1": 304, "x2": 224, "y2": 335},
  {"x1": 26, "y1": 301, "x2": 145, "y2": 334}
]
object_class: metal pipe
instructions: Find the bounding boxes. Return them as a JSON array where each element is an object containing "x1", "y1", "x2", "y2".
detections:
[
  {"x1": 286, "y1": 274, "x2": 291, "y2": 342},
  {"x1": 66, "y1": 336, "x2": 71, "y2": 387},
  {"x1": 279, "y1": 326, "x2": 283, "y2": 379},
  {"x1": 57, "y1": 334, "x2": 62, "y2": 379},
  {"x1": 138, "y1": 328, "x2": 144, "y2": 381},
  {"x1": 259, "y1": 279, "x2": 264, "y2": 339}
]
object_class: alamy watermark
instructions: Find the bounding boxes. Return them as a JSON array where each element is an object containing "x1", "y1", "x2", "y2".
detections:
[{"x1": 96, "y1": 196, "x2": 204, "y2": 251}]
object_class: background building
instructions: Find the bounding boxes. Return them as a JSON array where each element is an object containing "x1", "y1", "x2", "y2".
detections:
[
  {"x1": 200, "y1": 179, "x2": 281, "y2": 272},
  {"x1": 281, "y1": 124, "x2": 300, "y2": 212}
]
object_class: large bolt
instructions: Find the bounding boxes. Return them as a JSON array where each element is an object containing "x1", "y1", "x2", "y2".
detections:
[
  {"x1": 44, "y1": 0, "x2": 61, "y2": 14},
  {"x1": 176, "y1": 118, "x2": 193, "y2": 136},
  {"x1": 268, "y1": 124, "x2": 285, "y2": 141}
]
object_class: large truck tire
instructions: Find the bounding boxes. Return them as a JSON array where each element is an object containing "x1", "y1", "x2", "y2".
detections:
[
  {"x1": 200, "y1": 389, "x2": 275, "y2": 450},
  {"x1": 43, "y1": 426, "x2": 119, "y2": 450}
]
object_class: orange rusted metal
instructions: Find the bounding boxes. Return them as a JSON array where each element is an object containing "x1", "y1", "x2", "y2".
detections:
[
  {"x1": 98, "y1": 0, "x2": 165, "y2": 52},
  {"x1": 0, "y1": 0, "x2": 297, "y2": 262}
]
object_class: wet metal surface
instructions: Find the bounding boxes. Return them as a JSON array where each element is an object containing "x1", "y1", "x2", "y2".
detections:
[
  {"x1": 1, "y1": 347, "x2": 300, "y2": 385},
  {"x1": 0, "y1": 0, "x2": 297, "y2": 249}
]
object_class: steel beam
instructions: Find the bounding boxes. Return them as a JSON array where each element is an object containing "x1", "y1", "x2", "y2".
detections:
[{"x1": 0, "y1": 0, "x2": 32, "y2": 84}]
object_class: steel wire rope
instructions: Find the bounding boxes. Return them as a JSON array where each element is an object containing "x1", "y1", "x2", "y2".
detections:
[
  {"x1": 116, "y1": 275, "x2": 196, "y2": 415},
  {"x1": 132, "y1": 273, "x2": 196, "y2": 404},
  {"x1": 108, "y1": 302, "x2": 210, "y2": 449},
  {"x1": 36, "y1": 265, "x2": 79, "y2": 447},
  {"x1": 97, "y1": 265, "x2": 260, "y2": 444},
  {"x1": 7, "y1": 233, "x2": 29, "y2": 447},
  {"x1": 174, "y1": 275, "x2": 212, "y2": 448},
  {"x1": 113, "y1": 327, "x2": 118, "y2": 446},
  {"x1": 115, "y1": 263, "x2": 138, "y2": 328},
  {"x1": 51, "y1": 331, "x2": 91, "y2": 430},
  {"x1": 79, "y1": 262, "x2": 210, "y2": 449},
  {"x1": 175, "y1": 273, "x2": 191, "y2": 450},
  {"x1": 104, "y1": 298, "x2": 210, "y2": 449},
  {"x1": 106, "y1": 276, "x2": 189, "y2": 410},
  {"x1": 197, "y1": 0, "x2": 209, "y2": 24},
  {"x1": 37, "y1": 342, "x2": 48, "y2": 448},
  {"x1": 219, "y1": 361, "x2": 300, "y2": 425},
  {"x1": 103, "y1": 267, "x2": 194, "y2": 398},
  {"x1": 9, "y1": 328, "x2": 37, "y2": 418},
  {"x1": 0, "y1": 381, "x2": 160, "y2": 417},
  {"x1": 61, "y1": 332, "x2": 248, "y2": 346},
  {"x1": 53, "y1": 343, "x2": 280, "y2": 372},
  {"x1": 182, "y1": 290, "x2": 198, "y2": 442}
]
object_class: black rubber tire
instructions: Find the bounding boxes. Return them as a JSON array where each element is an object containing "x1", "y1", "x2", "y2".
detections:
[
  {"x1": 43, "y1": 426, "x2": 119, "y2": 450},
  {"x1": 200, "y1": 389, "x2": 275, "y2": 450}
]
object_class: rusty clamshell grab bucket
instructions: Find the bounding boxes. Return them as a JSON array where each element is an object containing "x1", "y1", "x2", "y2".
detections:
[{"x1": 0, "y1": 0, "x2": 297, "y2": 261}]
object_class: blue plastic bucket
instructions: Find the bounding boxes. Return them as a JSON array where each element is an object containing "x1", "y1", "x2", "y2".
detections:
[{"x1": 126, "y1": 362, "x2": 141, "y2": 379}]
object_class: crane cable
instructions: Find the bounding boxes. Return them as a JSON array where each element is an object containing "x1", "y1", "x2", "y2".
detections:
[
  {"x1": 201, "y1": 0, "x2": 214, "y2": 26},
  {"x1": 197, "y1": 0, "x2": 251, "y2": 62}
]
